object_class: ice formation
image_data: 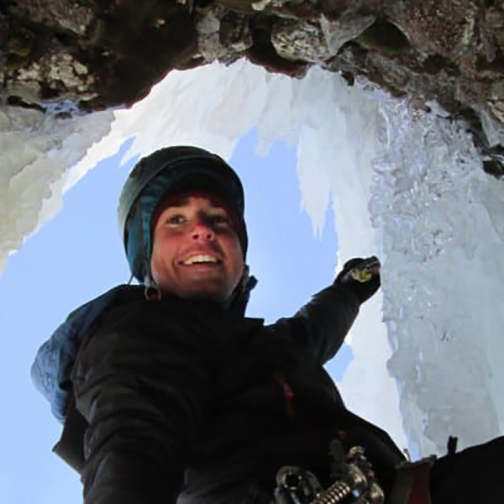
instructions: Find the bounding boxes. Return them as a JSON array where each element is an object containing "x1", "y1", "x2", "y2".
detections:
[
  {"x1": 2, "y1": 59, "x2": 504, "y2": 457},
  {"x1": 371, "y1": 100, "x2": 504, "y2": 455},
  {"x1": 0, "y1": 105, "x2": 113, "y2": 271}
]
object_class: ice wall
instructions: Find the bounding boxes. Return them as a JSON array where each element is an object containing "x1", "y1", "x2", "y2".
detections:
[
  {"x1": 2, "y1": 59, "x2": 504, "y2": 457},
  {"x1": 370, "y1": 98, "x2": 504, "y2": 454},
  {"x1": 0, "y1": 105, "x2": 113, "y2": 270}
]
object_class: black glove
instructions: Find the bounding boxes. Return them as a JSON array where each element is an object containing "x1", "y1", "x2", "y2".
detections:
[{"x1": 335, "y1": 256, "x2": 381, "y2": 304}]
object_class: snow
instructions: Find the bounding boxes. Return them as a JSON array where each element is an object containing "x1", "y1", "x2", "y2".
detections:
[{"x1": 2, "y1": 59, "x2": 504, "y2": 458}]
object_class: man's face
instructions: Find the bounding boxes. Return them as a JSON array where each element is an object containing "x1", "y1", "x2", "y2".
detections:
[{"x1": 150, "y1": 195, "x2": 244, "y2": 302}]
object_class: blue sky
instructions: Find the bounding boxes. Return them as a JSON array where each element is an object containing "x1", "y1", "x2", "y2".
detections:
[{"x1": 0, "y1": 130, "x2": 352, "y2": 503}]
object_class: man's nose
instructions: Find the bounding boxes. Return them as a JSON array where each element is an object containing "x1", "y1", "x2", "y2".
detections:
[{"x1": 190, "y1": 221, "x2": 215, "y2": 241}]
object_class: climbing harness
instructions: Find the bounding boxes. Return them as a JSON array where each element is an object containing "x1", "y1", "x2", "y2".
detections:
[{"x1": 274, "y1": 440, "x2": 385, "y2": 504}]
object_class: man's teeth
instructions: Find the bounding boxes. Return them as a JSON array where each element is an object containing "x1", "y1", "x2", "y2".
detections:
[{"x1": 183, "y1": 255, "x2": 218, "y2": 265}]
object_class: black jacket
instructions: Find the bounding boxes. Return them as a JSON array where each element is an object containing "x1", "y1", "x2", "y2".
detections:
[{"x1": 65, "y1": 282, "x2": 404, "y2": 504}]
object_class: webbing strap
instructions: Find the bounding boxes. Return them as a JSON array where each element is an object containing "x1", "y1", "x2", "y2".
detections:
[
  {"x1": 52, "y1": 393, "x2": 87, "y2": 474},
  {"x1": 388, "y1": 457, "x2": 436, "y2": 504}
]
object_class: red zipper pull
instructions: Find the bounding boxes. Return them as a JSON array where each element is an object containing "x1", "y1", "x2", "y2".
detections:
[{"x1": 273, "y1": 371, "x2": 296, "y2": 418}]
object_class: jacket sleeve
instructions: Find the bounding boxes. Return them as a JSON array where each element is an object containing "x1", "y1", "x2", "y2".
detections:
[
  {"x1": 30, "y1": 286, "x2": 125, "y2": 423},
  {"x1": 289, "y1": 281, "x2": 361, "y2": 365},
  {"x1": 71, "y1": 298, "x2": 218, "y2": 504}
]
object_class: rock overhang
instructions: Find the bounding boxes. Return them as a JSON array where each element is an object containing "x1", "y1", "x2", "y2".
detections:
[{"x1": 1, "y1": 0, "x2": 504, "y2": 175}]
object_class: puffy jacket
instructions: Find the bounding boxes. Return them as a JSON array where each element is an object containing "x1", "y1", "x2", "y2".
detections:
[
  {"x1": 32, "y1": 281, "x2": 405, "y2": 504},
  {"x1": 31, "y1": 285, "x2": 129, "y2": 423}
]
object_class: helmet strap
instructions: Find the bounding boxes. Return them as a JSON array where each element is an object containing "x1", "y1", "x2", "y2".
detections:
[
  {"x1": 226, "y1": 265, "x2": 257, "y2": 314},
  {"x1": 144, "y1": 284, "x2": 162, "y2": 302}
]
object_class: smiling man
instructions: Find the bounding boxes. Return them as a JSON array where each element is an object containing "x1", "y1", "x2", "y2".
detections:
[
  {"x1": 32, "y1": 146, "x2": 502, "y2": 504},
  {"x1": 149, "y1": 194, "x2": 244, "y2": 302},
  {"x1": 33, "y1": 146, "x2": 393, "y2": 504}
]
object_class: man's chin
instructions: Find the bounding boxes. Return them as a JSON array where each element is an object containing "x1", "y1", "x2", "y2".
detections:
[{"x1": 179, "y1": 279, "x2": 233, "y2": 304}]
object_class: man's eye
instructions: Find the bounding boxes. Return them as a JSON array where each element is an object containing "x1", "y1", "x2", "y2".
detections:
[
  {"x1": 210, "y1": 215, "x2": 230, "y2": 225},
  {"x1": 167, "y1": 215, "x2": 185, "y2": 225}
]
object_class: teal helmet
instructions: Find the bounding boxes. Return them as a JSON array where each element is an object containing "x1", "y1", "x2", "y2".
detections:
[{"x1": 118, "y1": 146, "x2": 248, "y2": 284}]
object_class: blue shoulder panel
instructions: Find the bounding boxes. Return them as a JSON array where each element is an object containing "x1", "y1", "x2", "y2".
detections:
[{"x1": 31, "y1": 286, "x2": 127, "y2": 423}]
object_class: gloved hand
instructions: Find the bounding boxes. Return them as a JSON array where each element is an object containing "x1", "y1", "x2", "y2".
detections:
[{"x1": 335, "y1": 256, "x2": 381, "y2": 304}]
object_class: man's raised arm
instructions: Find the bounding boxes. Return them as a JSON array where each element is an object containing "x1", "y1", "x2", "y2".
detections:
[{"x1": 293, "y1": 257, "x2": 381, "y2": 364}]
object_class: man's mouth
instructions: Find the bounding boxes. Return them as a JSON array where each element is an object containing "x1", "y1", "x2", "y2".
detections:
[{"x1": 182, "y1": 254, "x2": 221, "y2": 265}]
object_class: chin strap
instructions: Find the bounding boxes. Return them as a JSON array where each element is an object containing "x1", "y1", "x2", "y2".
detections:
[
  {"x1": 144, "y1": 284, "x2": 162, "y2": 302},
  {"x1": 227, "y1": 265, "x2": 257, "y2": 315},
  {"x1": 143, "y1": 263, "x2": 162, "y2": 302}
]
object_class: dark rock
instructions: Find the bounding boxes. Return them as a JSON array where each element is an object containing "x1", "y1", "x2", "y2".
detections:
[
  {"x1": 0, "y1": 0, "x2": 504, "y2": 174},
  {"x1": 9, "y1": 0, "x2": 94, "y2": 36},
  {"x1": 220, "y1": 11, "x2": 253, "y2": 53},
  {"x1": 271, "y1": 19, "x2": 335, "y2": 62},
  {"x1": 483, "y1": 158, "x2": 504, "y2": 177},
  {"x1": 246, "y1": 15, "x2": 308, "y2": 77},
  {"x1": 357, "y1": 18, "x2": 410, "y2": 55}
]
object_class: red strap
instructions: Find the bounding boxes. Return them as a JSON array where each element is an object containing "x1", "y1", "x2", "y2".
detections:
[
  {"x1": 272, "y1": 371, "x2": 296, "y2": 418},
  {"x1": 389, "y1": 456, "x2": 436, "y2": 504},
  {"x1": 408, "y1": 461, "x2": 432, "y2": 504}
]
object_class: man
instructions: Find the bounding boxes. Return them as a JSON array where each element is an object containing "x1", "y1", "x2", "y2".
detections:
[
  {"x1": 31, "y1": 146, "x2": 503, "y2": 504},
  {"x1": 149, "y1": 193, "x2": 244, "y2": 302}
]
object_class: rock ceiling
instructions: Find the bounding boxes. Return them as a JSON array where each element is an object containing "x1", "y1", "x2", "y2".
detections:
[{"x1": 2, "y1": 0, "x2": 504, "y2": 174}]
